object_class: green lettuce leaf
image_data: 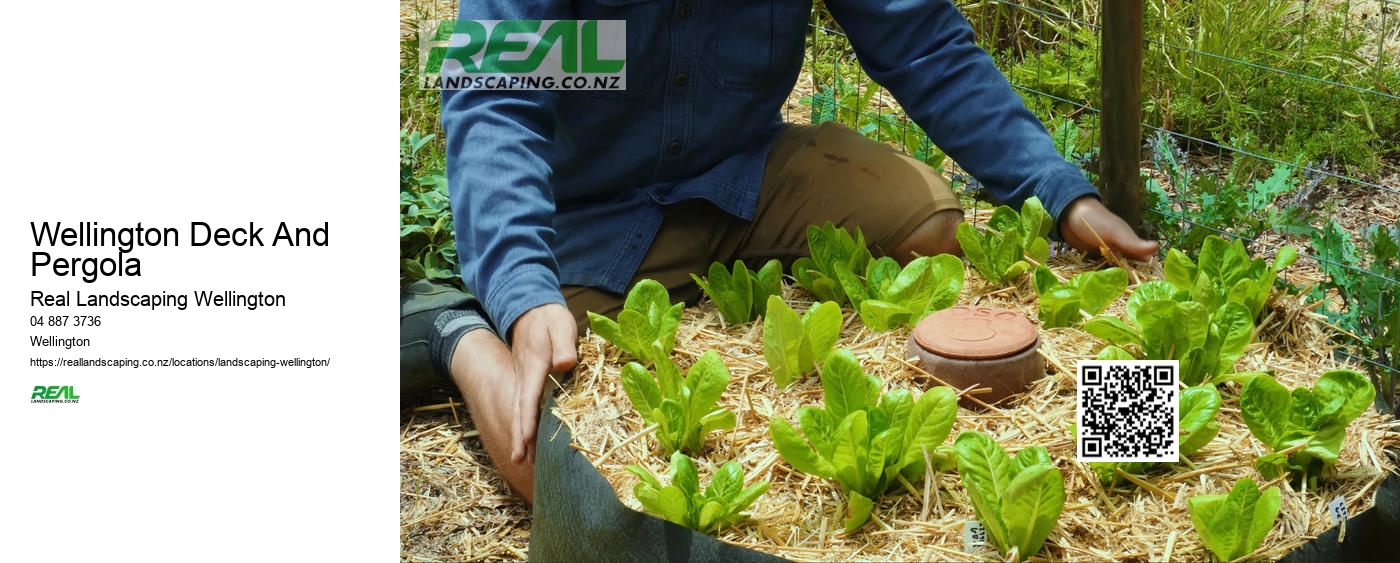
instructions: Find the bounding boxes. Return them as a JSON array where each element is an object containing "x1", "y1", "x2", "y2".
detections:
[
  {"x1": 955, "y1": 431, "x2": 1063, "y2": 562},
  {"x1": 792, "y1": 223, "x2": 872, "y2": 305},
  {"x1": 1032, "y1": 265, "x2": 1128, "y2": 327},
  {"x1": 958, "y1": 197, "x2": 1053, "y2": 285},
  {"x1": 855, "y1": 254, "x2": 965, "y2": 331},
  {"x1": 620, "y1": 351, "x2": 737, "y2": 456},
  {"x1": 763, "y1": 296, "x2": 842, "y2": 387},
  {"x1": 588, "y1": 279, "x2": 685, "y2": 365},
  {"x1": 769, "y1": 349, "x2": 957, "y2": 531},
  {"x1": 1188, "y1": 478, "x2": 1280, "y2": 562},
  {"x1": 691, "y1": 259, "x2": 784, "y2": 325},
  {"x1": 1240, "y1": 370, "x2": 1375, "y2": 486},
  {"x1": 628, "y1": 451, "x2": 769, "y2": 534}
]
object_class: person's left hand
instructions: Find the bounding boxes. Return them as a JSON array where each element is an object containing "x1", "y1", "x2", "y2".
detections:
[{"x1": 1058, "y1": 196, "x2": 1159, "y2": 261}]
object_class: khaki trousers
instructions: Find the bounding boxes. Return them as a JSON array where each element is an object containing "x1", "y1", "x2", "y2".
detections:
[{"x1": 563, "y1": 121, "x2": 962, "y2": 330}]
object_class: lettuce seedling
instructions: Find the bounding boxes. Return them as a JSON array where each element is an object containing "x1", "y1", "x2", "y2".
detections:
[
  {"x1": 762, "y1": 296, "x2": 842, "y2": 387},
  {"x1": 1179, "y1": 384, "x2": 1224, "y2": 457},
  {"x1": 954, "y1": 431, "x2": 1064, "y2": 562},
  {"x1": 956, "y1": 196, "x2": 1053, "y2": 285},
  {"x1": 1188, "y1": 478, "x2": 1281, "y2": 562},
  {"x1": 836, "y1": 254, "x2": 965, "y2": 331},
  {"x1": 792, "y1": 223, "x2": 873, "y2": 306},
  {"x1": 588, "y1": 279, "x2": 685, "y2": 366},
  {"x1": 691, "y1": 259, "x2": 783, "y2": 325},
  {"x1": 769, "y1": 349, "x2": 958, "y2": 531},
  {"x1": 1164, "y1": 235, "x2": 1298, "y2": 319},
  {"x1": 1032, "y1": 265, "x2": 1128, "y2": 328},
  {"x1": 620, "y1": 350, "x2": 737, "y2": 456},
  {"x1": 1240, "y1": 369, "x2": 1375, "y2": 487},
  {"x1": 627, "y1": 451, "x2": 770, "y2": 534},
  {"x1": 1090, "y1": 348, "x2": 1223, "y2": 486},
  {"x1": 1083, "y1": 281, "x2": 1255, "y2": 385}
]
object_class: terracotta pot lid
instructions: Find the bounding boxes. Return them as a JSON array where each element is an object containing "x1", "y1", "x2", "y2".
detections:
[{"x1": 912, "y1": 305, "x2": 1039, "y2": 360}]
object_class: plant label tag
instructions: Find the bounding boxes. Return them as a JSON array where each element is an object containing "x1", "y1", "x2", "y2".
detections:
[
  {"x1": 1328, "y1": 496, "x2": 1349, "y2": 525},
  {"x1": 964, "y1": 520, "x2": 987, "y2": 551}
]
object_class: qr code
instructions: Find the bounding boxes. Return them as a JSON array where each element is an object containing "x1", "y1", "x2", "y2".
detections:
[{"x1": 1076, "y1": 360, "x2": 1179, "y2": 463}]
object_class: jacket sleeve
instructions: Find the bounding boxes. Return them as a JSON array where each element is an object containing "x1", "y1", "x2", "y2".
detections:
[
  {"x1": 825, "y1": 0, "x2": 1100, "y2": 222},
  {"x1": 442, "y1": 0, "x2": 572, "y2": 338}
]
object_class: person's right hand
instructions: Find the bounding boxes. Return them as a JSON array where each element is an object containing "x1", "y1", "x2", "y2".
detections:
[
  {"x1": 507, "y1": 303, "x2": 578, "y2": 464},
  {"x1": 1058, "y1": 196, "x2": 1159, "y2": 261}
]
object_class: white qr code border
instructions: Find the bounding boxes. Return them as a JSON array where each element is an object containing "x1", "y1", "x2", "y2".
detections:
[{"x1": 1076, "y1": 360, "x2": 1180, "y2": 463}]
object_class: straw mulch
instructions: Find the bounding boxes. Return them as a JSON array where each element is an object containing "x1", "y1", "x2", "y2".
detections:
[
  {"x1": 555, "y1": 253, "x2": 1400, "y2": 562},
  {"x1": 401, "y1": 401, "x2": 531, "y2": 562}
]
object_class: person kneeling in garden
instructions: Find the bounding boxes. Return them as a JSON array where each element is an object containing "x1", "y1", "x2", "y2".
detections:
[{"x1": 405, "y1": 0, "x2": 1158, "y2": 509}]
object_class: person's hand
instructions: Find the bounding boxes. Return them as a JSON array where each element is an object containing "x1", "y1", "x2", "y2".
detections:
[
  {"x1": 508, "y1": 303, "x2": 578, "y2": 464},
  {"x1": 1058, "y1": 196, "x2": 1159, "y2": 261}
]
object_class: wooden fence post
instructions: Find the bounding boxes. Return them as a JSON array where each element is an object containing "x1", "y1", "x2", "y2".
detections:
[{"x1": 1100, "y1": 1, "x2": 1145, "y2": 235}]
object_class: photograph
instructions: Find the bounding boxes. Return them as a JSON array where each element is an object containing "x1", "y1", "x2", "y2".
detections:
[{"x1": 397, "y1": 1, "x2": 1400, "y2": 561}]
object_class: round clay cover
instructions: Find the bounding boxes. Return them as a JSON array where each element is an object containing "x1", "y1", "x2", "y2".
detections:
[{"x1": 913, "y1": 305, "x2": 1038, "y2": 360}]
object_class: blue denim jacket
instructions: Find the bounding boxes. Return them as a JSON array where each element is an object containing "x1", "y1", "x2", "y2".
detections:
[{"x1": 443, "y1": 0, "x2": 1100, "y2": 335}]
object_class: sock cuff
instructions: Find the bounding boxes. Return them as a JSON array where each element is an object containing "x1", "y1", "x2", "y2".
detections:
[{"x1": 430, "y1": 301, "x2": 494, "y2": 377}]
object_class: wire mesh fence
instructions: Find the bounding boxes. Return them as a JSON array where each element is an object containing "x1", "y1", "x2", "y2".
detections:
[{"x1": 796, "y1": 0, "x2": 1400, "y2": 409}]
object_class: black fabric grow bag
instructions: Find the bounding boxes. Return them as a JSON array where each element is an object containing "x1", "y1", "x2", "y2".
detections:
[
  {"x1": 529, "y1": 395, "x2": 786, "y2": 563},
  {"x1": 1279, "y1": 470, "x2": 1400, "y2": 563}
]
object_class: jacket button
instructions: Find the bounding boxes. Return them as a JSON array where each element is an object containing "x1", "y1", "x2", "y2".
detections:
[
  {"x1": 667, "y1": 141, "x2": 682, "y2": 154},
  {"x1": 674, "y1": 72, "x2": 688, "y2": 86},
  {"x1": 678, "y1": 4, "x2": 692, "y2": 19}
]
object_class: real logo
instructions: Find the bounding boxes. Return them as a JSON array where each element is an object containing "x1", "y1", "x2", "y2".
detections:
[
  {"x1": 418, "y1": 20, "x2": 626, "y2": 91},
  {"x1": 31, "y1": 385, "x2": 80, "y2": 403}
]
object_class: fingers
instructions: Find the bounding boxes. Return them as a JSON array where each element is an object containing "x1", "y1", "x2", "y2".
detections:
[
  {"x1": 1060, "y1": 196, "x2": 1160, "y2": 261},
  {"x1": 509, "y1": 304, "x2": 580, "y2": 464},
  {"x1": 1089, "y1": 208, "x2": 1160, "y2": 261},
  {"x1": 511, "y1": 336, "x2": 548, "y2": 464},
  {"x1": 548, "y1": 312, "x2": 579, "y2": 373},
  {"x1": 1106, "y1": 228, "x2": 1160, "y2": 261}
]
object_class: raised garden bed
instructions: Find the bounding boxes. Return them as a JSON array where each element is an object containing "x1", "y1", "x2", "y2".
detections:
[{"x1": 555, "y1": 247, "x2": 1399, "y2": 561}]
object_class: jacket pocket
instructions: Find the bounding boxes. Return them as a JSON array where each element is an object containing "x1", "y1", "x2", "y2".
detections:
[{"x1": 700, "y1": 0, "x2": 808, "y2": 91}]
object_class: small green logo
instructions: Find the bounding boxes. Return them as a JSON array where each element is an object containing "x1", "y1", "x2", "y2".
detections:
[
  {"x1": 418, "y1": 20, "x2": 626, "y2": 90},
  {"x1": 31, "y1": 385, "x2": 80, "y2": 403}
]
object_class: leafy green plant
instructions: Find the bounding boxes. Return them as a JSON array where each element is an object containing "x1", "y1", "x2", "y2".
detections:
[
  {"x1": 769, "y1": 349, "x2": 958, "y2": 531},
  {"x1": 762, "y1": 296, "x2": 842, "y2": 388},
  {"x1": 621, "y1": 351, "x2": 736, "y2": 456},
  {"x1": 954, "y1": 430, "x2": 1064, "y2": 562},
  {"x1": 692, "y1": 259, "x2": 783, "y2": 325},
  {"x1": 1084, "y1": 281, "x2": 1256, "y2": 386},
  {"x1": 399, "y1": 130, "x2": 457, "y2": 285},
  {"x1": 805, "y1": 71, "x2": 880, "y2": 132},
  {"x1": 837, "y1": 254, "x2": 965, "y2": 331},
  {"x1": 627, "y1": 450, "x2": 769, "y2": 534},
  {"x1": 1142, "y1": 132, "x2": 1318, "y2": 250},
  {"x1": 1308, "y1": 220, "x2": 1400, "y2": 411},
  {"x1": 1163, "y1": 235, "x2": 1298, "y2": 320},
  {"x1": 589, "y1": 279, "x2": 685, "y2": 366},
  {"x1": 1049, "y1": 118, "x2": 1100, "y2": 184},
  {"x1": 1188, "y1": 478, "x2": 1281, "y2": 562},
  {"x1": 1179, "y1": 384, "x2": 1225, "y2": 458},
  {"x1": 1032, "y1": 266, "x2": 1128, "y2": 328},
  {"x1": 400, "y1": 130, "x2": 441, "y2": 192},
  {"x1": 956, "y1": 197, "x2": 1053, "y2": 285},
  {"x1": 1142, "y1": 0, "x2": 1399, "y2": 172},
  {"x1": 791, "y1": 223, "x2": 873, "y2": 306},
  {"x1": 1240, "y1": 369, "x2": 1375, "y2": 487}
]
